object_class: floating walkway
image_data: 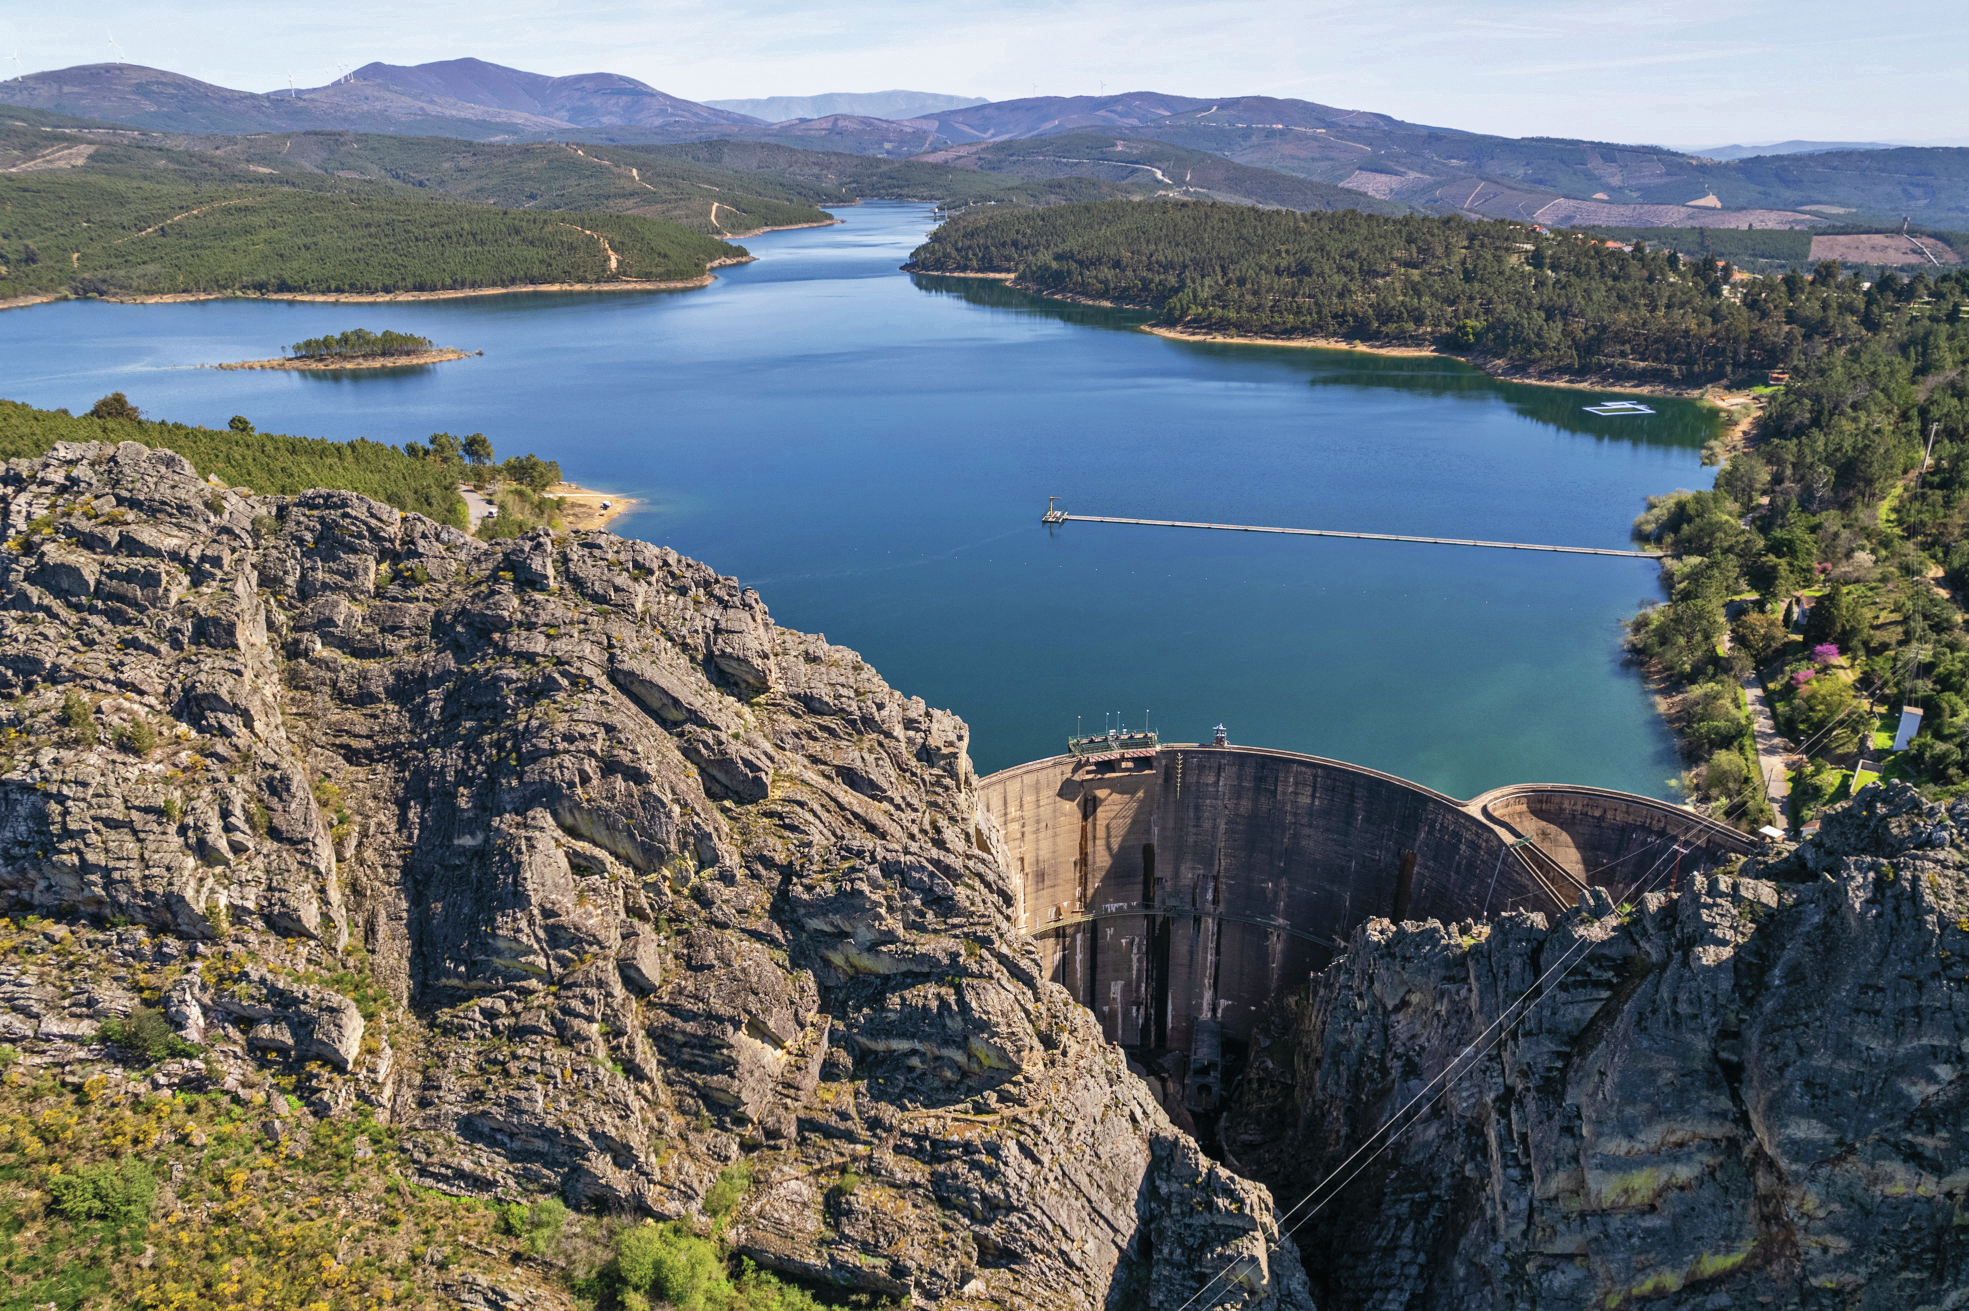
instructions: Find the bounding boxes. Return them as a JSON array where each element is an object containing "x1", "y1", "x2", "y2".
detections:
[{"x1": 1041, "y1": 504, "x2": 1654, "y2": 558}]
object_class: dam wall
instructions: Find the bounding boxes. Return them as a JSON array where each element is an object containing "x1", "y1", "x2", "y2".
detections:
[{"x1": 978, "y1": 744, "x2": 1757, "y2": 1104}]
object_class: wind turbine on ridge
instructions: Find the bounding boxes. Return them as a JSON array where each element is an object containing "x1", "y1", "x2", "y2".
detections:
[
  {"x1": 105, "y1": 30, "x2": 125, "y2": 64},
  {"x1": 6, "y1": 52, "x2": 24, "y2": 82}
]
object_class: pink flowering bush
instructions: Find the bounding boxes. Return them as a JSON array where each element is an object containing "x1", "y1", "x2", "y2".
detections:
[
  {"x1": 1812, "y1": 643, "x2": 1840, "y2": 665},
  {"x1": 1792, "y1": 668, "x2": 1818, "y2": 688}
]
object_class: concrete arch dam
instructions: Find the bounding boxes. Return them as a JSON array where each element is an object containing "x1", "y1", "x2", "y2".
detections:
[{"x1": 976, "y1": 745, "x2": 1754, "y2": 1114}]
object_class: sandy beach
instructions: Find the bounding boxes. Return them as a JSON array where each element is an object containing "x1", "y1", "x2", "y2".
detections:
[
  {"x1": 459, "y1": 482, "x2": 635, "y2": 533},
  {"x1": 551, "y1": 483, "x2": 636, "y2": 531}
]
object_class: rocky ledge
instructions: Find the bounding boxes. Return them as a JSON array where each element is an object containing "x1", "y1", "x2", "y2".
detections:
[
  {"x1": 0, "y1": 441, "x2": 1311, "y2": 1309},
  {"x1": 1225, "y1": 779, "x2": 1969, "y2": 1310}
]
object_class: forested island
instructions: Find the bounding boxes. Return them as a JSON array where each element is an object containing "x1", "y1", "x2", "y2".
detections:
[
  {"x1": 210, "y1": 328, "x2": 477, "y2": 372},
  {"x1": 290, "y1": 328, "x2": 433, "y2": 360},
  {"x1": 209, "y1": 328, "x2": 478, "y2": 370}
]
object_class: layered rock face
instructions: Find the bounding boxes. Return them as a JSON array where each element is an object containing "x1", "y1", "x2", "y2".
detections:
[
  {"x1": 1226, "y1": 781, "x2": 1969, "y2": 1310},
  {"x1": 0, "y1": 441, "x2": 1311, "y2": 1310}
]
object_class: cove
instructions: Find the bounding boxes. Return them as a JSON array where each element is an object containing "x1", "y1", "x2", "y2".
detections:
[{"x1": 0, "y1": 202, "x2": 1716, "y2": 796}]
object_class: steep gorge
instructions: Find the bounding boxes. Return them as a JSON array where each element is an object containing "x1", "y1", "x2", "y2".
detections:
[
  {"x1": 4, "y1": 434, "x2": 1964, "y2": 1311},
  {"x1": 0, "y1": 440, "x2": 1310, "y2": 1309},
  {"x1": 1224, "y1": 782, "x2": 1969, "y2": 1310}
]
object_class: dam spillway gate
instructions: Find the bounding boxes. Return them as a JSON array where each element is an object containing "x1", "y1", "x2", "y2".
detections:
[{"x1": 976, "y1": 743, "x2": 1756, "y2": 1122}]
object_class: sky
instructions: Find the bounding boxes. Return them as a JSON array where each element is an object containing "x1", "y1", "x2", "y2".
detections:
[{"x1": 3, "y1": 1, "x2": 1965, "y2": 147}]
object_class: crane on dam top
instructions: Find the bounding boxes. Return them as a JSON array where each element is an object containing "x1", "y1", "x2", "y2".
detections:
[
  {"x1": 1041, "y1": 499, "x2": 1654, "y2": 558},
  {"x1": 1069, "y1": 711, "x2": 1158, "y2": 761}
]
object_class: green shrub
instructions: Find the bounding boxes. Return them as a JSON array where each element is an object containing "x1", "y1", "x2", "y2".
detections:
[
  {"x1": 48, "y1": 1158, "x2": 155, "y2": 1223},
  {"x1": 703, "y1": 1161, "x2": 752, "y2": 1219},
  {"x1": 100, "y1": 1005, "x2": 200, "y2": 1064},
  {"x1": 112, "y1": 718, "x2": 158, "y2": 755},
  {"x1": 614, "y1": 1223, "x2": 724, "y2": 1309},
  {"x1": 527, "y1": 1196, "x2": 568, "y2": 1256},
  {"x1": 477, "y1": 484, "x2": 565, "y2": 540},
  {"x1": 62, "y1": 691, "x2": 96, "y2": 745},
  {"x1": 88, "y1": 393, "x2": 140, "y2": 422},
  {"x1": 498, "y1": 1196, "x2": 568, "y2": 1256}
]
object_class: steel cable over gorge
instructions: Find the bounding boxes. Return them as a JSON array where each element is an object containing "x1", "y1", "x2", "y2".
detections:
[{"x1": 977, "y1": 743, "x2": 1754, "y2": 1131}]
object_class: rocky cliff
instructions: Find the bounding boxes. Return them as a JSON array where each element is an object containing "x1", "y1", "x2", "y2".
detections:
[
  {"x1": 1225, "y1": 780, "x2": 1969, "y2": 1310},
  {"x1": 0, "y1": 440, "x2": 1311, "y2": 1310}
]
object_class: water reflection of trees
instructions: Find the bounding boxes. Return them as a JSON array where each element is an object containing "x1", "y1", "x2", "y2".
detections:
[
  {"x1": 908, "y1": 272, "x2": 1152, "y2": 333},
  {"x1": 1306, "y1": 356, "x2": 1715, "y2": 451}
]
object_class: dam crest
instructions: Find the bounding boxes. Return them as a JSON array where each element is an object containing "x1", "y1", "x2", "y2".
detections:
[{"x1": 977, "y1": 742, "x2": 1756, "y2": 1119}]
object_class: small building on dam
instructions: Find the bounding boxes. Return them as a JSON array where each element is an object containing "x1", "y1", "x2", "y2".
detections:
[{"x1": 977, "y1": 735, "x2": 1755, "y2": 1120}]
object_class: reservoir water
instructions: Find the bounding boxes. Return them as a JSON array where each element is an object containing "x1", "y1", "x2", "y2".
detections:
[{"x1": 0, "y1": 203, "x2": 1716, "y2": 797}]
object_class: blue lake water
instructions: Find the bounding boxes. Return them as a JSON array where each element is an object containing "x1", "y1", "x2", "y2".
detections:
[{"x1": 0, "y1": 202, "x2": 1716, "y2": 797}]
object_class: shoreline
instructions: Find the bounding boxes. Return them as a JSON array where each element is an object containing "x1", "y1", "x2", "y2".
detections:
[
  {"x1": 1140, "y1": 326, "x2": 1718, "y2": 398},
  {"x1": 905, "y1": 268, "x2": 1017, "y2": 281},
  {"x1": 908, "y1": 267, "x2": 1726, "y2": 401},
  {"x1": 461, "y1": 481, "x2": 636, "y2": 533},
  {"x1": 550, "y1": 482, "x2": 636, "y2": 532},
  {"x1": 717, "y1": 217, "x2": 846, "y2": 240},
  {"x1": 210, "y1": 348, "x2": 477, "y2": 372},
  {"x1": 3, "y1": 260, "x2": 757, "y2": 309},
  {"x1": 0, "y1": 292, "x2": 63, "y2": 313}
]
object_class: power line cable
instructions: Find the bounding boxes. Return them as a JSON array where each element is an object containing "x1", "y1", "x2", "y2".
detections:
[
  {"x1": 1173, "y1": 648, "x2": 1923, "y2": 1309},
  {"x1": 1173, "y1": 840, "x2": 1688, "y2": 1311}
]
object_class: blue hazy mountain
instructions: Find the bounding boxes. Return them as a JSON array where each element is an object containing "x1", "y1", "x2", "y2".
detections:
[{"x1": 702, "y1": 91, "x2": 988, "y2": 123}]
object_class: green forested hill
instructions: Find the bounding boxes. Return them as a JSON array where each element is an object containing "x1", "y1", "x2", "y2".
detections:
[
  {"x1": 943, "y1": 134, "x2": 1407, "y2": 215},
  {"x1": 907, "y1": 199, "x2": 1904, "y2": 380},
  {"x1": 0, "y1": 116, "x2": 841, "y2": 237},
  {"x1": 0, "y1": 175, "x2": 741, "y2": 298},
  {"x1": 639, "y1": 138, "x2": 1154, "y2": 208}
]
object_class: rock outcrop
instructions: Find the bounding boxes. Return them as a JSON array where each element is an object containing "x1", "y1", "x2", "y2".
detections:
[
  {"x1": 1225, "y1": 778, "x2": 1969, "y2": 1310},
  {"x1": 0, "y1": 441, "x2": 1311, "y2": 1310}
]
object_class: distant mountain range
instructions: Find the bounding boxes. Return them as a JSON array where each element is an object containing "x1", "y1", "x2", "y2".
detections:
[
  {"x1": 5, "y1": 59, "x2": 1967, "y2": 232},
  {"x1": 1684, "y1": 140, "x2": 1908, "y2": 161},
  {"x1": 703, "y1": 91, "x2": 986, "y2": 123},
  {"x1": 0, "y1": 59, "x2": 762, "y2": 137}
]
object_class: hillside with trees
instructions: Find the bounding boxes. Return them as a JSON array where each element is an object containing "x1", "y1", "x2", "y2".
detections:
[
  {"x1": 0, "y1": 175, "x2": 741, "y2": 299},
  {"x1": 1625, "y1": 267, "x2": 1969, "y2": 822},
  {"x1": 909, "y1": 199, "x2": 1892, "y2": 381},
  {"x1": 0, "y1": 114, "x2": 839, "y2": 241},
  {"x1": 0, "y1": 397, "x2": 471, "y2": 526},
  {"x1": 917, "y1": 135, "x2": 1408, "y2": 215}
]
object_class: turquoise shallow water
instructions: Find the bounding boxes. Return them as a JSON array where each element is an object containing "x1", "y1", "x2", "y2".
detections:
[{"x1": 0, "y1": 203, "x2": 1715, "y2": 795}]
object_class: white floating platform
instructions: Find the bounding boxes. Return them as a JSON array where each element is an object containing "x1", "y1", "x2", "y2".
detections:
[{"x1": 1584, "y1": 400, "x2": 1656, "y2": 416}]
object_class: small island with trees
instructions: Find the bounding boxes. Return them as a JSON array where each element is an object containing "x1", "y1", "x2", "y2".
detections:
[{"x1": 213, "y1": 328, "x2": 476, "y2": 372}]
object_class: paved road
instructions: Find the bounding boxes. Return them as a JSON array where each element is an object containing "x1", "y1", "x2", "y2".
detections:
[
  {"x1": 1742, "y1": 673, "x2": 1791, "y2": 824},
  {"x1": 458, "y1": 485, "x2": 492, "y2": 530}
]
